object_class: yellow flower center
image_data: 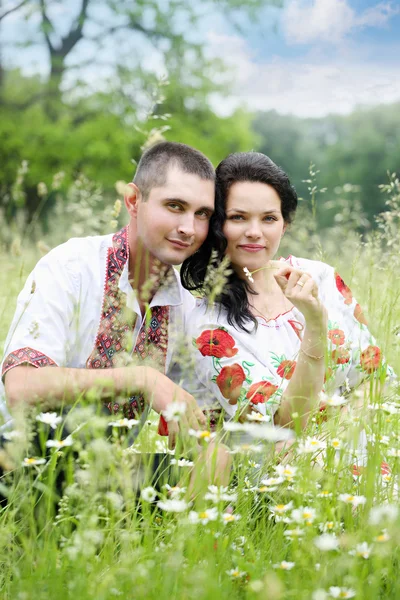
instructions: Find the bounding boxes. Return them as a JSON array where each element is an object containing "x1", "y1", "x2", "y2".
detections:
[
  {"x1": 26, "y1": 458, "x2": 36, "y2": 464},
  {"x1": 199, "y1": 512, "x2": 209, "y2": 519},
  {"x1": 199, "y1": 431, "x2": 211, "y2": 439}
]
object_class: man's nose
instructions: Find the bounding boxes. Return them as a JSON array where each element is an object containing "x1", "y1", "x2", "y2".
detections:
[{"x1": 177, "y1": 213, "x2": 195, "y2": 237}]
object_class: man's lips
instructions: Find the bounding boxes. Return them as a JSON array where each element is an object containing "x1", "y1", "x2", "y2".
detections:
[
  {"x1": 238, "y1": 244, "x2": 265, "y2": 252},
  {"x1": 168, "y1": 239, "x2": 191, "y2": 248}
]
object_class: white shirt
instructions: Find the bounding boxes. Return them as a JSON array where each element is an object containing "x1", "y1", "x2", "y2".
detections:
[
  {"x1": 186, "y1": 256, "x2": 395, "y2": 419},
  {"x1": 1, "y1": 227, "x2": 195, "y2": 424}
]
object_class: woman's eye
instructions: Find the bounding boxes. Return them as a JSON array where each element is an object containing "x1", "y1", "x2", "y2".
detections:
[
  {"x1": 229, "y1": 215, "x2": 244, "y2": 220},
  {"x1": 264, "y1": 216, "x2": 276, "y2": 222}
]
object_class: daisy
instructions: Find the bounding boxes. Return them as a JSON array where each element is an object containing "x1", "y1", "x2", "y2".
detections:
[
  {"x1": 229, "y1": 444, "x2": 264, "y2": 454},
  {"x1": 205, "y1": 485, "x2": 237, "y2": 503},
  {"x1": 338, "y1": 494, "x2": 366, "y2": 508},
  {"x1": 314, "y1": 534, "x2": 339, "y2": 551},
  {"x1": 246, "y1": 411, "x2": 271, "y2": 423},
  {"x1": 22, "y1": 457, "x2": 46, "y2": 467},
  {"x1": 258, "y1": 476, "x2": 284, "y2": 492},
  {"x1": 188, "y1": 507, "x2": 219, "y2": 525},
  {"x1": 297, "y1": 437, "x2": 326, "y2": 454},
  {"x1": 188, "y1": 429, "x2": 216, "y2": 442},
  {"x1": 330, "y1": 438, "x2": 343, "y2": 450},
  {"x1": 317, "y1": 490, "x2": 333, "y2": 498},
  {"x1": 269, "y1": 501, "x2": 293, "y2": 518},
  {"x1": 157, "y1": 499, "x2": 190, "y2": 513},
  {"x1": 243, "y1": 266, "x2": 254, "y2": 283},
  {"x1": 108, "y1": 418, "x2": 139, "y2": 429},
  {"x1": 221, "y1": 512, "x2": 241, "y2": 524},
  {"x1": 329, "y1": 586, "x2": 356, "y2": 598},
  {"x1": 226, "y1": 567, "x2": 247, "y2": 579},
  {"x1": 273, "y1": 561, "x2": 295, "y2": 570},
  {"x1": 141, "y1": 486, "x2": 157, "y2": 502},
  {"x1": 368, "y1": 504, "x2": 398, "y2": 525},
  {"x1": 162, "y1": 402, "x2": 187, "y2": 423},
  {"x1": 274, "y1": 464, "x2": 297, "y2": 480},
  {"x1": 164, "y1": 484, "x2": 186, "y2": 499},
  {"x1": 291, "y1": 506, "x2": 317, "y2": 525},
  {"x1": 349, "y1": 542, "x2": 372, "y2": 559},
  {"x1": 375, "y1": 531, "x2": 390, "y2": 543},
  {"x1": 46, "y1": 436, "x2": 74, "y2": 449},
  {"x1": 283, "y1": 528, "x2": 304, "y2": 539},
  {"x1": 387, "y1": 448, "x2": 400, "y2": 458},
  {"x1": 36, "y1": 412, "x2": 62, "y2": 429},
  {"x1": 322, "y1": 393, "x2": 348, "y2": 407}
]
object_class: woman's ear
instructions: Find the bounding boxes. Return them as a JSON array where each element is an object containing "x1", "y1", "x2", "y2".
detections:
[{"x1": 124, "y1": 182, "x2": 140, "y2": 218}]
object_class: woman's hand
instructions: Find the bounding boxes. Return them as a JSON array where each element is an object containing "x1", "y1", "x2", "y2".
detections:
[{"x1": 271, "y1": 262, "x2": 327, "y2": 330}]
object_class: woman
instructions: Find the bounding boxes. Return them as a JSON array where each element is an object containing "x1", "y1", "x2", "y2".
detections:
[{"x1": 181, "y1": 152, "x2": 394, "y2": 431}]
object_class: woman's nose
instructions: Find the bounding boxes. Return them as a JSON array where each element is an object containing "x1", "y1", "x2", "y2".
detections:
[{"x1": 245, "y1": 221, "x2": 262, "y2": 238}]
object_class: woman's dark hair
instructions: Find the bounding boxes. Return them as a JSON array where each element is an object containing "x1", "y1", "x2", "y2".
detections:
[{"x1": 181, "y1": 152, "x2": 298, "y2": 332}]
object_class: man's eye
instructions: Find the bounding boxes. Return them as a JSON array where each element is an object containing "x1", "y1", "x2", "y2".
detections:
[
  {"x1": 196, "y1": 210, "x2": 211, "y2": 219},
  {"x1": 168, "y1": 203, "x2": 182, "y2": 210}
]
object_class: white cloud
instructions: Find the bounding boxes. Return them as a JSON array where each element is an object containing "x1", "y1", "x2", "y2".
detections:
[
  {"x1": 283, "y1": 0, "x2": 400, "y2": 45},
  {"x1": 207, "y1": 32, "x2": 400, "y2": 117}
]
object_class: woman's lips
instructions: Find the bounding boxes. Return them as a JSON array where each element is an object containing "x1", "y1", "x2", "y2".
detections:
[{"x1": 238, "y1": 244, "x2": 265, "y2": 252}]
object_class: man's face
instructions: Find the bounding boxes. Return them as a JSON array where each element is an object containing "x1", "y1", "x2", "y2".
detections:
[{"x1": 135, "y1": 165, "x2": 215, "y2": 265}]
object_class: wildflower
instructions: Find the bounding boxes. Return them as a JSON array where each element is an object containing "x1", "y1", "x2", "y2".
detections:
[
  {"x1": 246, "y1": 411, "x2": 271, "y2": 422},
  {"x1": 205, "y1": 485, "x2": 237, "y2": 503},
  {"x1": 381, "y1": 402, "x2": 400, "y2": 414},
  {"x1": 22, "y1": 457, "x2": 46, "y2": 467},
  {"x1": 226, "y1": 567, "x2": 247, "y2": 579},
  {"x1": 382, "y1": 472, "x2": 392, "y2": 484},
  {"x1": 259, "y1": 476, "x2": 284, "y2": 492},
  {"x1": 243, "y1": 266, "x2": 254, "y2": 283},
  {"x1": 224, "y1": 421, "x2": 293, "y2": 442},
  {"x1": 317, "y1": 490, "x2": 333, "y2": 498},
  {"x1": 46, "y1": 436, "x2": 73, "y2": 449},
  {"x1": 162, "y1": 402, "x2": 187, "y2": 423},
  {"x1": 349, "y1": 542, "x2": 372, "y2": 559},
  {"x1": 188, "y1": 507, "x2": 219, "y2": 525},
  {"x1": 387, "y1": 448, "x2": 400, "y2": 457},
  {"x1": 164, "y1": 484, "x2": 186, "y2": 499},
  {"x1": 329, "y1": 586, "x2": 356, "y2": 598},
  {"x1": 248, "y1": 460, "x2": 261, "y2": 468},
  {"x1": 108, "y1": 418, "x2": 139, "y2": 429},
  {"x1": 368, "y1": 504, "x2": 398, "y2": 525},
  {"x1": 170, "y1": 458, "x2": 194, "y2": 467},
  {"x1": 222, "y1": 512, "x2": 241, "y2": 524},
  {"x1": 141, "y1": 487, "x2": 157, "y2": 503},
  {"x1": 269, "y1": 501, "x2": 293, "y2": 517},
  {"x1": 320, "y1": 391, "x2": 347, "y2": 407},
  {"x1": 157, "y1": 499, "x2": 190, "y2": 513},
  {"x1": 36, "y1": 412, "x2": 62, "y2": 429},
  {"x1": 283, "y1": 528, "x2": 304, "y2": 539},
  {"x1": 375, "y1": 531, "x2": 390, "y2": 543},
  {"x1": 338, "y1": 494, "x2": 366, "y2": 507},
  {"x1": 297, "y1": 437, "x2": 326, "y2": 454},
  {"x1": 229, "y1": 444, "x2": 264, "y2": 454},
  {"x1": 274, "y1": 464, "x2": 297, "y2": 480},
  {"x1": 291, "y1": 506, "x2": 317, "y2": 525},
  {"x1": 330, "y1": 438, "x2": 343, "y2": 450},
  {"x1": 188, "y1": 429, "x2": 216, "y2": 442},
  {"x1": 273, "y1": 561, "x2": 295, "y2": 570},
  {"x1": 314, "y1": 534, "x2": 339, "y2": 551}
]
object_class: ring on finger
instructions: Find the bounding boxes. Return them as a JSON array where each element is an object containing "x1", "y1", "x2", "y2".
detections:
[{"x1": 296, "y1": 280, "x2": 305, "y2": 288}]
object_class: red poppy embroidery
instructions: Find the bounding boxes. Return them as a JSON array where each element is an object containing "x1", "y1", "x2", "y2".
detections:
[
  {"x1": 360, "y1": 345, "x2": 381, "y2": 373},
  {"x1": 277, "y1": 360, "x2": 296, "y2": 380},
  {"x1": 216, "y1": 364, "x2": 246, "y2": 405},
  {"x1": 246, "y1": 381, "x2": 278, "y2": 404},
  {"x1": 288, "y1": 319, "x2": 304, "y2": 341},
  {"x1": 335, "y1": 272, "x2": 353, "y2": 305},
  {"x1": 331, "y1": 347, "x2": 350, "y2": 364},
  {"x1": 328, "y1": 329, "x2": 345, "y2": 345},
  {"x1": 195, "y1": 329, "x2": 238, "y2": 358},
  {"x1": 354, "y1": 303, "x2": 368, "y2": 325}
]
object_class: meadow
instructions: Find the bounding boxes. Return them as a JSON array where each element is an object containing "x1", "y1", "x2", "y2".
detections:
[{"x1": 0, "y1": 171, "x2": 399, "y2": 600}]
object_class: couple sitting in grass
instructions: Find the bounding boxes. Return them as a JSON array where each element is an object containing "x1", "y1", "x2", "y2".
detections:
[{"x1": 1, "y1": 141, "x2": 394, "y2": 489}]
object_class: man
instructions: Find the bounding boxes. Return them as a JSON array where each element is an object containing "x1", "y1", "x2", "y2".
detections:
[{"x1": 1, "y1": 141, "x2": 216, "y2": 444}]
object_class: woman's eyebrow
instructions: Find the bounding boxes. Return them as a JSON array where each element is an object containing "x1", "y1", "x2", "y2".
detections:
[{"x1": 226, "y1": 208, "x2": 280, "y2": 214}]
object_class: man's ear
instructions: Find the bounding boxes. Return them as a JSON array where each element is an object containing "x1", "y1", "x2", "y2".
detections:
[{"x1": 124, "y1": 182, "x2": 141, "y2": 218}]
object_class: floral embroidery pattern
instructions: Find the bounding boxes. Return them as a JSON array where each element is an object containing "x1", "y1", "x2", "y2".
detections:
[
  {"x1": 2, "y1": 347, "x2": 56, "y2": 377},
  {"x1": 331, "y1": 347, "x2": 350, "y2": 365},
  {"x1": 246, "y1": 381, "x2": 279, "y2": 405},
  {"x1": 360, "y1": 345, "x2": 381, "y2": 373},
  {"x1": 216, "y1": 364, "x2": 246, "y2": 405},
  {"x1": 195, "y1": 328, "x2": 238, "y2": 358},
  {"x1": 328, "y1": 329, "x2": 345, "y2": 345},
  {"x1": 354, "y1": 303, "x2": 368, "y2": 325},
  {"x1": 335, "y1": 272, "x2": 353, "y2": 305}
]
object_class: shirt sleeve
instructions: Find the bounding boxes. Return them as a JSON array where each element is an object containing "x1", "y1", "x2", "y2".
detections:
[
  {"x1": 1, "y1": 244, "x2": 80, "y2": 380},
  {"x1": 187, "y1": 302, "x2": 284, "y2": 419},
  {"x1": 318, "y1": 263, "x2": 396, "y2": 390}
]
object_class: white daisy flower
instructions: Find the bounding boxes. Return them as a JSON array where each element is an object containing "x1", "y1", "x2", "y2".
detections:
[
  {"x1": 349, "y1": 542, "x2": 372, "y2": 559},
  {"x1": 387, "y1": 448, "x2": 400, "y2": 457},
  {"x1": 375, "y1": 530, "x2": 390, "y2": 543},
  {"x1": 329, "y1": 586, "x2": 356, "y2": 598},
  {"x1": 36, "y1": 412, "x2": 62, "y2": 429},
  {"x1": 338, "y1": 493, "x2": 366, "y2": 507},
  {"x1": 283, "y1": 528, "x2": 304, "y2": 539},
  {"x1": 368, "y1": 504, "x2": 398, "y2": 525},
  {"x1": 226, "y1": 567, "x2": 247, "y2": 578},
  {"x1": 229, "y1": 444, "x2": 264, "y2": 454},
  {"x1": 205, "y1": 485, "x2": 237, "y2": 503},
  {"x1": 164, "y1": 484, "x2": 186, "y2": 499},
  {"x1": 297, "y1": 436, "x2": 326, "y2": 454},
  {"x1": 243, "y1": 266, "x2": 254, "y2": 283},
  {"x1": 273, "y1": 561, "x2": 295, "y2": 570},
  {"x1": 141, "y1": 486, "x2": 157, "y2": 502},
  {"x1": 317, "y1": 490, "x2": 333, "y2": 498},
  {"x1": 291, "y1": 506, "x2": 317, "y2": 525},
  {"x1": 258, "y1": 476, "x2": 285, "y2": 492},
  {"x1": 22, "y1": 457, "x2": 46, "y2": 467},
  {"x1": 188, "y1": 507, "x2": 219, "y2": 525},
  {"x1": 269, "y1": 501, "x2": 293, "y2": 518},
  {"x1": 46, "y1": 436, "x2": 74, "y2": 449},
  {"x1": 221, "y1": 512, "x2": 241, "y2": 524},
  {"x1": 188, "y1": 429, "x2": 216, "y2": 442},
  {"x1": 108, "y1": 418, "x2": 139, "y2": 429},
  {"x1": 162, "y1": 402, "x2": 187, "y2": 423},
  {"x1": 274, "y1": 464, "x2": 298, "y2": 480},
  {"x1": 246, "y1": 411, "x2": 271, "y2": 422},
  {"x1": 157, "y1": 499, "x2": 190, "y2": 513},
  {"x1": 314, "y1": 534, "x2": 340, "y2": 551}
]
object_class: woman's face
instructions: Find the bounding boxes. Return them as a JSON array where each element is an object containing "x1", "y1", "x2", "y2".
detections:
[{"x1": 222, "y1": 181, "x2": 286, "y2": 274}]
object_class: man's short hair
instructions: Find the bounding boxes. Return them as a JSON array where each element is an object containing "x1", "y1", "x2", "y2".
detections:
[{"x1": 133, "y1": 141, "x2": 215, "y2": 200}]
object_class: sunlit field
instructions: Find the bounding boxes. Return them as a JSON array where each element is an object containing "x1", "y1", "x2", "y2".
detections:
[{"x1": 0, "y1": 173, "x2": 399, "y2": 600}]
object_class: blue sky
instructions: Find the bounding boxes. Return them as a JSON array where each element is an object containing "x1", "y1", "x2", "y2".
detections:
[{"x1": 3, "y1": 0, "x2": 400, "y2": 117}]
